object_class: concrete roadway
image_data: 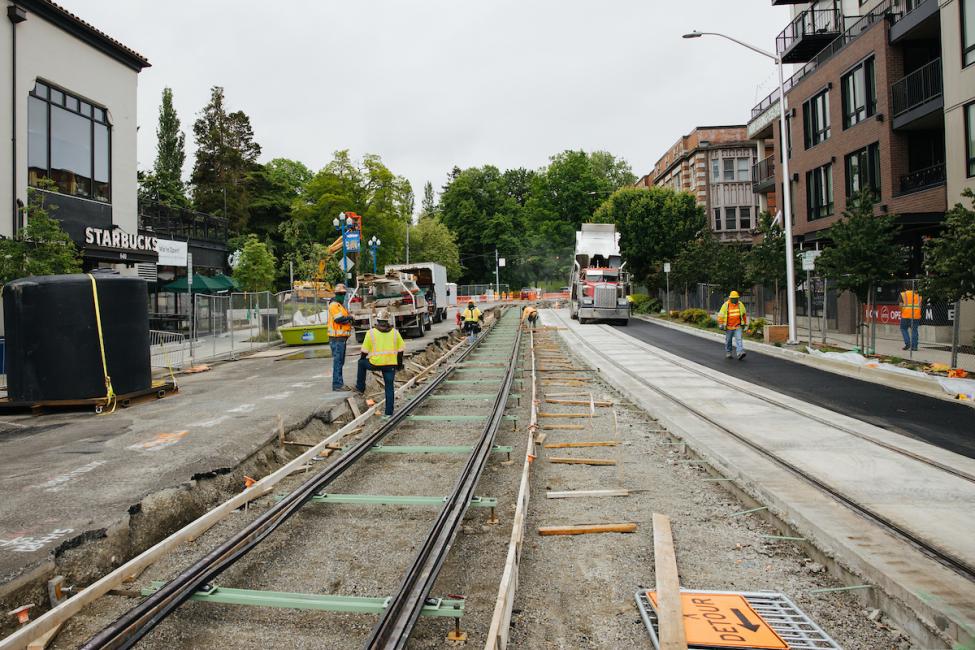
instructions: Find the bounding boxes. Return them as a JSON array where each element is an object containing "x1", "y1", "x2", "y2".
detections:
[{"x1": 612, "y1": 318, "x2": 975, "y2": 459}]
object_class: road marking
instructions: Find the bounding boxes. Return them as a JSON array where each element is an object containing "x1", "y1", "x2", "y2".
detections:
[
  {"x1": 0, "y1": 528, "x2": 74, "y2": 553},
  {"x1": 290, "y1": 382, "x2": 313, "y2": 388},
  {"x1": 227, "y1": 404, "x2": 256, "y2": 414},
  {"x1": 31, "y1": 461, "x2": 107, "y2": 493},
  {"x1": 127, "y1": 431, "x2": 189, "y2": 452},
  {"x1": 262, "y1": 392, "x2": 292, "y2": 401},
  {"x1": 311, "y1": 374, "x2": 329, "y2": 379}
]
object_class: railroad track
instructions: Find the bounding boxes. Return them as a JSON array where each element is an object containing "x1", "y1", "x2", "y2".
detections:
[
  {"x1": 53, "y1": 308, "x2": 524, "y2": 650},
  {"x1": 549, "y1": 310, "x2": 975, "y2": 584}
]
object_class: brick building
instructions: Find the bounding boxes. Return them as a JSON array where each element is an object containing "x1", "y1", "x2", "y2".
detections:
[{"x1": 640, "y1": 126, "x2": 774, "y2": 243}]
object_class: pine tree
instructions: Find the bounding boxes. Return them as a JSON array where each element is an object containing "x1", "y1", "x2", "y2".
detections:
[
  {"x1": 151, "y1": 87, "x2": 187, "y2": 207},
  {"x1": 190, "y1": 87, "x2": 262, "y2": 232},
  {"x1": 419, "y1": 181, "x2": 437, "y2": 220}
]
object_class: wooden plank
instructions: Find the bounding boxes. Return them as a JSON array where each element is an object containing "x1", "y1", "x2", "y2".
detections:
[
  {"x1": 538, "y1": 412, "x2": 592, "y2": 419},
  {"x1": 538, "y1": 523, "x2": 637, "y2": 536},
  {"x1": 543, "y1": 441, "x2": 618, "y2": 449},
  {"x1": 546, "y1": 489, "x2": 629, "y2": 499},
  {"x1": 547, "y1": 457, "x2": 617, "y2": 466},
  {"x1": 26, "y1": 623, "x2": 61, "y2": 650},
  {"x1": 652, "y1": 513, "x2": 688, "y2": 650},
  {"x1": 545, "y1": 399, "x2": 613, "y2": 407},
  {"x1": 540, "y1": 424, "x2": 586, "y2": 431}
]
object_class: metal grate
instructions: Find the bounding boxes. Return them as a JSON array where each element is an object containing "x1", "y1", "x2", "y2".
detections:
[
  {"x1": 594, "y1": 285, "x2": 617, "y2": 308},
  {"x1": 635, "y1": 589, "x2": 842, "y2": 650}
]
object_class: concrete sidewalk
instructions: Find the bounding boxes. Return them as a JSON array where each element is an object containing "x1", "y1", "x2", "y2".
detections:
[{"x1": 0, "y1": 314, "x2": 463, "y2": 614}]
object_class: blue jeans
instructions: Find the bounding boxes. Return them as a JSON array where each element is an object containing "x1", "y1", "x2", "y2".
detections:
[
  {"x1": 330, "y1": 336, "x2": 348, "y2": 390},
  {"x1": 900, "y1": 318, "x2": 919, "y2": 350},
  {"x1": 724, "y1": 328, "x2": 744, "y2": 356},
  {"x1": 356, "y1": 357, "x2": 396, "y2": 415}
]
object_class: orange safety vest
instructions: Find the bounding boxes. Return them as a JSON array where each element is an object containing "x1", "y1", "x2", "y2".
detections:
[
  {"x1": 328, "y1": 301, "x2": 352, "y2": 338},
  {"x1": 718, "y1": 301, "x2": 747, "y2": 330},
  {"x1": 900, "y1": 290, "x2": 922, "y2": 320}
]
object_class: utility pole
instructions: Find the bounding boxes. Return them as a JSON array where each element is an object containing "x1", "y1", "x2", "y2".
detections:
[
  {"x1": 405, "y1": 221, "x2": 410, "y2": 264},
  {"x1": 494, "y1": 249, "x2": 500, "y2": 297}
]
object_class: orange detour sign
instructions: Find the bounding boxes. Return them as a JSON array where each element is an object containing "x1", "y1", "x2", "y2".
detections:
[{"x1": 647, "y1": 591, "x2": 788, "y2": 649}]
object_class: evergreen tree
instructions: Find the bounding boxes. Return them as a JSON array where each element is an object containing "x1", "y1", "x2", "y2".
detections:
[
  {"x1": 150, "y1": 87, "x2": 188, "y2": 207},
  {"x1": 0, "y1": 183, "x2": 82, "y2": 284},
  {"x1": 190, "y1": 87, "x2": 262, "y2": 231},
  {"x1": 419, "y1": 181, "x2": 437, "y2": 220}
]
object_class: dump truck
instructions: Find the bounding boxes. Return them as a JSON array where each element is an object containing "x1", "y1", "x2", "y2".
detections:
[
  {"x1": 569, "y1": 223, "x2": 630, "y2": 325},
  {"x1": 348, "y1": 271, "x2": 431, "y2": 341},
  {"x1": 384, "y1": 262, "x2": 449, "y2": 323}
]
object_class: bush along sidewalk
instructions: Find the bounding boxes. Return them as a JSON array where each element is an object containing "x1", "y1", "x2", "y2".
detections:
[{"x1": 659, "y1": 309, "x2": 766, "y2": 341}]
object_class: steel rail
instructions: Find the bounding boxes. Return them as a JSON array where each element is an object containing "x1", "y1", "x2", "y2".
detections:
[
  {"x1": 552, "y1": 311, "x2": 975, "y2": 584},
  {"x1": 80, "y1": 315, "x2": 507, "y2": 650},
  {"x1": 364, "y1": 313, "x2": 523, "y2": 649}
]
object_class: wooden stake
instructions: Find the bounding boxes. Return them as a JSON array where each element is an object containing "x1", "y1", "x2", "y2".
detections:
[
  {"x1": 547, "y1": 457, "x2": 617, "y2": 466},
  {"x1": 652, "y1": 513, "x2": 688, "y2": 650},
  {"x1": 546, "y1": 489, "x2": 629, "y2": 499},
  {"x1": 543, "y1": 441, "x2": 618, "y2": 449},
  {"x1": 538, "y1": 523, "x2": 637, "y2": 536}
]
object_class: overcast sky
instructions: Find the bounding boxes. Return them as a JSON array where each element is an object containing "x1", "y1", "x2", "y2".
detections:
[{"x1": 62, "y1": 0, "x2": 789, "y2": 204}]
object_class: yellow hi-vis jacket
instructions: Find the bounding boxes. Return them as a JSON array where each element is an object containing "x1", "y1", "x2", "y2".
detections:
[
  {"x1": 362, "y1": 327, "x2": 405, "y2": 366},
  {"x1": 717, "y1": 300, "x2": 747, "y2": 330},
  {"x1": 462, "y1": 307, "x2": 482, "y2": 323},
  {"x1": 328, "y1": 301, "x2": 352, "y2": 338},
  {"x1": 900, "y1": 290, "x2": 922, "y2": 320}
]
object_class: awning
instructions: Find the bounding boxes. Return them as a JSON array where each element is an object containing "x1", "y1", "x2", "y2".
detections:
[
  {"x1": 161, "y1": 273, "x2": 225, "y2": 294},
  {"x1": 210, "y1": 273, "x2": 241, "y2": 292}
]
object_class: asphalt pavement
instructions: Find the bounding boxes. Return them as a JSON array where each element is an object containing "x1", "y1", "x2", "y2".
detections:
[{"x1": 612, "y1": 318, "x2": 975, "y2": 459}]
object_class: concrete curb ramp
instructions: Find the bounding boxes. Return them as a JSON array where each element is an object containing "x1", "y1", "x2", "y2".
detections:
[{"x1": 545, "y1": 309, "x2": 975, "y2": 650}]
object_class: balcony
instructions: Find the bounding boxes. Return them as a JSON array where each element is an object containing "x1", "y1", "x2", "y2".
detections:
[
  {"x1": 752, "y1": 156, "x2": 776, "y2": 194},
  {"x1": 776, "y1": 8, "x2": 843, "y2": 64},
  {"x1": 138, "y1": 199, "x2": 229, "y2": 245},
  {"x1": 898, "y1": 162, "x2": 946, "y2": 195},
  {"x1": 890, "y1": 0, "x2": 940, "y2": 43},
  {"x1": 891, "y1": 58, "x2": 943, "y2": 130}
]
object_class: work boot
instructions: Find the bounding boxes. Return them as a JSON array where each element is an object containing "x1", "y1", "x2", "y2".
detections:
[
  {"x1": 725, "y1": 352, "x2": 732, "y2": 359},
  {"x1": 737, "y1": 351, "x2": 747, "y2": 360}
]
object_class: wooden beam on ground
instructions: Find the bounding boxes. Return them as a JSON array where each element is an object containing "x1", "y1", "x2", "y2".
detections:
[
  {"x1": 538, "y1": 523, "x2": 637, "y2": 536},
  {"x1": 545, "y1": 399, "x2": 613, "y2": 407},
  {"x1": 546, "y1": 489, "x2": 629, "y2": 499},
  {"x1": 547, "y1": 457, "x2": 617, "y2": 466},
  {"x1": 544, "y1": 441, "x2": 618, "y2": 449},
  {"x1": 26, "y1": 623, "x2": 61, "y2": 650},
  {"x1": 652, "y1": 513, "x2": 688, "y2": 650},
  {"x1": 540, "y1": 424, "x2": 586, "y2": 430},
  {"x1": 539, "y1": 412, "x2": 593, "y2": 419}
]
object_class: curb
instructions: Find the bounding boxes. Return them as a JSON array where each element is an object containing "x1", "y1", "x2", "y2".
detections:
[{"x1": 634, "y1": 315, "x2": 971, "y2": 407}]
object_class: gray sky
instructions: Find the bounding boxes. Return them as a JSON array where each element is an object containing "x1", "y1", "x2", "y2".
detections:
[{"x1": 63, "y1": 0, "x2": 789, "y2": 202}]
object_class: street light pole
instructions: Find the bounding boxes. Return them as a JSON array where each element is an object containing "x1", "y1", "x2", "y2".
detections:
[
  {"x1": 683, "y1": 30, "x2": 799, "y2": 344},
  {"x1": 368, "y1": 236, "x2": 381, "y2": 274}
]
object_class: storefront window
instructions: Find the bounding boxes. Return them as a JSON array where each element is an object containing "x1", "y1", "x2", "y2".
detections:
[{"x1": 27, "y1": 80, "x2": 111, "y2": 203}]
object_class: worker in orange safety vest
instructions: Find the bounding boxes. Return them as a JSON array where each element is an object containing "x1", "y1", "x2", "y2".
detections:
[
  {"x1": 717, "y1": 291, "x2": 748, "y2": 360},
  {"x1": 327, "y1": 283, "x2": 354, "y2": 391},
  {"x1": 899, "y1": 288, "x2": 922, "y2": 352}
]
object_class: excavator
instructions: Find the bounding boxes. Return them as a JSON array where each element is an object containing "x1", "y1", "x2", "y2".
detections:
[{"x1": 292, "y1": 213, "x2": 362, "y2": 300}]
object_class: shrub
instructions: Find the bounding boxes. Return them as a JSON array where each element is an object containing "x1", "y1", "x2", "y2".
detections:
[
  {"x1": 679, "y1": 308, "x2": 709, "y2": 324},
  {"x1": 668, "y1": 310, "x2": 681, "y2": 319},
  {"x1": 629, "y1": 293, "x2": 662, "y2": 315},
  {"x1": 746, "y1": 317, "x2": 767, "y2": 339},
  {"x1": 703, "y1": 318, "x2": 719, "y2": 329}
]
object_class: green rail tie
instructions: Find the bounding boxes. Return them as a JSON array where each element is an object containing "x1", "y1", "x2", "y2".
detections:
[{"x1": 141, "y1": 583, "x2": 465, "y2": 617}]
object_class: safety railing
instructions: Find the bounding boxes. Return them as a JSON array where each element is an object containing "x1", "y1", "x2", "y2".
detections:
[
  {"x1": 775, "y1": 7, "x2": 843, "y2": 58},
  {"x1": 891, "y1": 58, "x2": 942, "y2": 117},
  {"x1": 898, "y1": 162, "x2": 946, "y2": 195},
  {"x1": 149, "y1": 330, "x2": 187, "y2": 373}
]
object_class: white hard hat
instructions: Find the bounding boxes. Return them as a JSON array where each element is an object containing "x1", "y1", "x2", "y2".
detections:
[{"x1": 375, "y1": 309, "x2": 392, "y2": 323}]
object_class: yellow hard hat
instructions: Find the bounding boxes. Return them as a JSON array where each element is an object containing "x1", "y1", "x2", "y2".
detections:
[{"x1": 729, "y1": 291, "x2": 740, "y2": 298}]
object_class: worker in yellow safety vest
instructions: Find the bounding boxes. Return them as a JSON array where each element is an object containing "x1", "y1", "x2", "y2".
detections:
[
  {"x1": 327, "y1": 283, "x2": 354, "y2": 391},
  {"x1": 717, "y1": 291, "x2": 748, "y2": 360},
  {"x1": 521, "y1": 304, "x2": 538, "y2": 328},
  {"x1": 900, "y1": 288, "x2": 922, "y2": 352},
  {"x1": 462, "y1": 301, "x2": 483, "y2": 344},
  {"x1": 355, "y1": 310, "x2": 405, "y2": 417}
]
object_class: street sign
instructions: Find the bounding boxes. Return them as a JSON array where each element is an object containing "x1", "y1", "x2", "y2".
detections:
[
  {"x1": 344, "y1": 230, "x2": 360, "y2": 252},
  {"x1": 663, "y1": 262, "x2": 671, "y2": 273},
  {"x1": 339, "y1": 256, "x2": 354, "y2": 272},
  {"x1": 498, "y1": 258, "x2": 506, "y2": 267},
  {"x1": 646, "y1": 591, "x2": 787, "y2": 649},
  {"x1": 801, "y1": 250, "x2": 821, "y2": 272}
]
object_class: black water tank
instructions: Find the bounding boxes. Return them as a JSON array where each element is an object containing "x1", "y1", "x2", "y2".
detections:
[{"x1": 3, "y1": 274, "x2": 151, "y2": 402}]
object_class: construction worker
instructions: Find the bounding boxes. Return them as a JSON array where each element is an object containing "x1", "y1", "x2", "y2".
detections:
[
  {"x1": 327, "y1": 283, "x2": 354, "y2": 391},
  {"x1": 521, "y1": 303, "x2": 539, "y2": 328},
  {"x1": 900, "y1": 286, "x2": 923, "y2": 351},
  {"x1": 356, "y1": 309, "x2": 405, "y2": 417},
  {"x1": 461, "y1": 301, "x2": 483, "y2": 344},
  {"x1": 717, "y1": 291, "x2": 748, "y2": 360}
]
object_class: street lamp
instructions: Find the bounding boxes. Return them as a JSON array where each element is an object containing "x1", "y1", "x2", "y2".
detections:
[
  {"x1": 368, "y1": 236, "x2": 381, "y2": 274},
  {"x1": 683, "y1": 30, "x2": 799, "y2": 344},
  {"x1": 333, "y1": 212, "x2": 353, "y2": 286}
]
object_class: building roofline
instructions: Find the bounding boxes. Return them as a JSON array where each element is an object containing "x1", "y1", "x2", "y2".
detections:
[{"x1": 17, "y1": 0, "x2": 151, "y2": 71}]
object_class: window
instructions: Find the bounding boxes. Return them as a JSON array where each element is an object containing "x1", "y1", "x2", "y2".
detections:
[
  {"x1": 711, "y1": 158, "x2": 720, "y2": 181},
  {"x1": 785, "y1": 113, "x2": 794, "y2": 159},
  {"x1": 737, "y1": 158, "x2": 751, "y2": 181},
  {"x1": 803, "y1": 89, "x2": 831, "y2": 148},
  {"x1": 723, "y1": 159, "x2": 735, "y2": 181},
  {"x1": 740, "y1": 206, "x2": 752, "y2": 230},
  {"x1": 842, "y1": 57, "x2": 876, "y2": 128},
  {"x1": 27, "y1": 80, "x2": 111, "y2": 203},
  {"x1": 845, "y1": 142, "x2": 881, "y2": 198},
  {"x1": 714, "y1": 208, "x2": 722, "y2": 231},
  {"x1": 966, "y1": 102, "x2": 975, "y2": 177},
  {"x1": 725, "y1": 207, "x2": 738, "y2": 230},
  {"x1": 964, "y1": 0, "x2": 975, "y2": 67},
  {"x1": 806, "y1": 163, "x2": 834, "y2": 221}
]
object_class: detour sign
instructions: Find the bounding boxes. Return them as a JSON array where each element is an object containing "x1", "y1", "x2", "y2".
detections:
[{"x1": 647, "y1": 592, "x2": 788, "y2": 649}]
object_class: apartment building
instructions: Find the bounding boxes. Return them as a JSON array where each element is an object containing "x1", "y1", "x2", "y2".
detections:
[{"x1": 643, "y1": 126, "x2": 771, "y2": 243}]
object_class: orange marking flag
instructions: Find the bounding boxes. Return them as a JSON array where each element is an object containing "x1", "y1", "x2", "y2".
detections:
[{"x1": 647, "y1": 591, "x2": 788, "y2": 649}]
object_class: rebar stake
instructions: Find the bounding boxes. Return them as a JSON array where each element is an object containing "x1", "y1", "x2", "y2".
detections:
[
  {"x1": 446, "y1": 617, "x2": 468, "y2": 643},
  {"x1": 487, "y1": 507, "x2": 499, "y2": 525}
]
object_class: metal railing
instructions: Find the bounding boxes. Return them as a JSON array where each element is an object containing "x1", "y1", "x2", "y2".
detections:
[
  {"x1": 149, "y1": 330, "x2": 187, "y2": 373},
  {"x1": 775, "y1": 8, "x2": 843, "y2": 58},
  {"x1": 898, "y1": 162, "x2": 946, "y2": 195},
  {"x1": 138, "y1": 199, "x2": 229, "y2": 244},
  {"x1": 752, "y1": 156, "x2": 776, "y2": 191},
  {"x1": 891, "y1": 58, "x2": 943, "y2": 117}
]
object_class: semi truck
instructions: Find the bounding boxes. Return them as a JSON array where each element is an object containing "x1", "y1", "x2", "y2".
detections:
[
  {"x1": 569, "y1": 223, "x2": 630, "y2": 325},
  {"x1": 384, "y1": 262, "x2": 449, "y2": 323}
]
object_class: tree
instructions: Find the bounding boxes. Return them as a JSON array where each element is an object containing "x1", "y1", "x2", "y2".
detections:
[
  {"x1": 592, "y1": 186, "x2": 705, "y2": 289},
  {"x1": 145, "y1": 87, "x2": 188, "y2": 207},
  {"x1": 670, "y1": 232, "x2": 721, "y2": 299},
  {"x1": 0, "y1": 184, "x2": 81, "y2": 284},
  {"x1": 817, "y1": 191, "x2": 906, "y2": 349},
  {"x1": 419, "y1": 181, "x2": 437, "y2": 220},
  {"x1": 246, "y1": 158, "x2": 312, "y2": 256},
  {"x1": 407, "y1": 217, "x2": 461, "y2": 278},
  {"x1": 921, "y1": 189, "x2": 975, "y2": 302},
  {"x1": 233, "y1": 234, "x2": 276, "y2": 292},
  {"x1": 190, "y1": 86, "x2": 262, "y2": 231},
  {"x1": 747, "y1": 212, "x2": 801, "y2": 323}
]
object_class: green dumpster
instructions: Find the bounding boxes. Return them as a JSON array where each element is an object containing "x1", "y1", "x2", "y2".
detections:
[{"x1": 278, "y1": 324, "x2": 330, "y2": 346}]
